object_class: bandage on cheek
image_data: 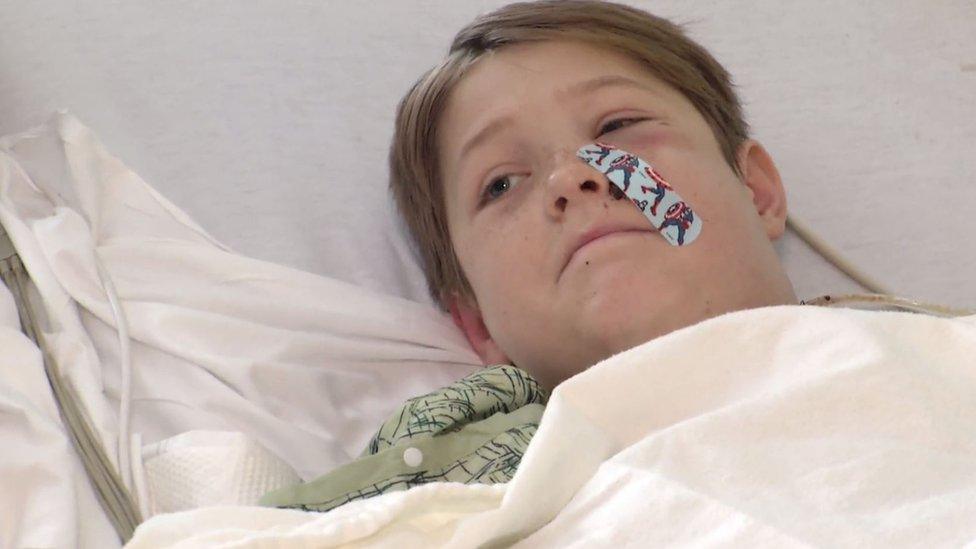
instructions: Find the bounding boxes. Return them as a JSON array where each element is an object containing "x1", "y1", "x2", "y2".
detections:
[{"x1": 576, "y1": 142, "x2": 702, "y2": 247}]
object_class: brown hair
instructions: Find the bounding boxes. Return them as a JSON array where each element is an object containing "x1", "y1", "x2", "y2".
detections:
[{"x1": 389, "y1": 0, "x2": 749, "y2": 309}]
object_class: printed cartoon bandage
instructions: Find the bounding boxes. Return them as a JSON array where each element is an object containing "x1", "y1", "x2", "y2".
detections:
[{"x1": 576, "y1": 142, "x2": 702, "y2": 246}]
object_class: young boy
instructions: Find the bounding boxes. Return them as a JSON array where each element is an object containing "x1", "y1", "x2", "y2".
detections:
[{"x1": 262, "y1": 0, "x2": 799, "y2": 512}]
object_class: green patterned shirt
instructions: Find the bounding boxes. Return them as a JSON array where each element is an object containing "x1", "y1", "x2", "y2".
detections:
[{"x1": 260, "y1": 365, "x2": 547, "y2": 512}]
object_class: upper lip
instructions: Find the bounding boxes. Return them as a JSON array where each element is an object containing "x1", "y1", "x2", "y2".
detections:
[{"x1": 559, "y1": 222, "x2": 653, "y2": 280}]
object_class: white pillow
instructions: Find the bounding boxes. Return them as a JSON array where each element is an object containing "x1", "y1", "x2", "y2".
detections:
[{"x1": 0, "y1": 112, "x2": 481, "y2": 484}]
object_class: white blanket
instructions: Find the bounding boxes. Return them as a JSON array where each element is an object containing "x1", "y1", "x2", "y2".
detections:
[{"x1": 127, "y1": 305, "x2": 976, "y2": 548}]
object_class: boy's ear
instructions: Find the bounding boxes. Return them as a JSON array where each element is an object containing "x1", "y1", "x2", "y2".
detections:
[
  {"x1": 445, "y1": 292, "x2": 511, "y2": 366},
  {"x1": 736, "y1": 139, "x2": 789, "y2": 241}
]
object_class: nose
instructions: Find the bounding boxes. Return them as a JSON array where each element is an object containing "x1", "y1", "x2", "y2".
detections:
[{"x1": 545, "y1": 150, "x2": 615, "y2": 217}]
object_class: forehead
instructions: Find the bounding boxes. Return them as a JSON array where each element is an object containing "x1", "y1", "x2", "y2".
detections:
[
  {"x1": 441, "y1": 40, "x2": 658, "y2": 131},
  {"x1": 436, "y1": 39, "x2": 682, "y2": 194}
]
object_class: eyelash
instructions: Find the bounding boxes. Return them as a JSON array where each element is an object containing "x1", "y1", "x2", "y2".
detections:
[
  {"x1": 478, "y1": 117, "x2": 649, "y2": 205},
  {"x1": 598, "y1": 117, "x2": 648, "y2": 135}
]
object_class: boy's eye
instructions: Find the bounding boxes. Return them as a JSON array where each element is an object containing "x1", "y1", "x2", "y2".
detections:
[
  {"x1": 598, "y1": 117, "x2": 647, "y2": 136},
  {"x1": 482, "y1": 174, "x2": 524, "y2": 203}
]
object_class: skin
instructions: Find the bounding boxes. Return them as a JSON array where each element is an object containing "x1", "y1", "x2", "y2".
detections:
[{"x1": 438, "y1": 40, "x2": 798, "y2": 390}]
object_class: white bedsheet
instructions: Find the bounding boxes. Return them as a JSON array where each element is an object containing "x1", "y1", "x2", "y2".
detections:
[
  {"x1": 127, "y1": 305, "x2": 976, "y2": 548},
  {"x1": 0, "y1": 307, "x2": 120, "y2": 547},
  {"x1": 0, "y1": 113, "x2": 480, "y2": 548}
]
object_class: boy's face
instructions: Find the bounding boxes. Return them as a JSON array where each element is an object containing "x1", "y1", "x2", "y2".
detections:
[{"x1": 438, "y1": 40, "x2": 797, "y2": 389}]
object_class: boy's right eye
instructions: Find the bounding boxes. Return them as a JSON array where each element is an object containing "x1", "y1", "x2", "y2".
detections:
[{"x1": 482, "y1": 174, "x2": 524, "y2": 203}]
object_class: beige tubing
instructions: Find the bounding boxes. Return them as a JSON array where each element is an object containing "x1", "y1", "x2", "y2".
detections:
[
  {"x1": 801, "y1": 292, "x2": 976, "y2": 317},
  {"x1": 786, "y1": 214, "x2": 893, "y2": 295},
  {"x1": 786, "y1": 214, "x2": 975, "y2": 316},
  {"x1": 0, "y1": 226, "x2": 142, "y2": 544}
]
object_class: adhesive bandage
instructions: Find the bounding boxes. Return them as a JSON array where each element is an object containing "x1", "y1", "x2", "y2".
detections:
[{"x1": 577, "y1": 142, "x2": 702, "y2": 246}]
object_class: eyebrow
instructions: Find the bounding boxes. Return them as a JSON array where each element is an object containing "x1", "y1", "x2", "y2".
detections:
[
  {"x1": 561, "y1": 74, "x2": 657, "y2": 99},
  {"x1": 457, "y1": 74, "x2": 657, "y2": 162}
]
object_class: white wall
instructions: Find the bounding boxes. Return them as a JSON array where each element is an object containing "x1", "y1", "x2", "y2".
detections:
[{"x1": 1, "y1": 0, "x2": 973, "y2": 307}]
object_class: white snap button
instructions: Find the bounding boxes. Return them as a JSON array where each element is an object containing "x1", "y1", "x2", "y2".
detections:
[{"x1": 403, "y1": 447, "x2": 423, "y2": 467}]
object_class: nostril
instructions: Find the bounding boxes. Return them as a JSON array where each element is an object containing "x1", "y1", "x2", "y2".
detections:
[
  {"x1": 555, "y1": 196, "x2": 568, "y2": 211},
  {"x1": 580, "y1": 180, "x2": 598, "y2": 192},
  {"x1": 608, "y1": 184, "x2": 625, "y2": 200}
]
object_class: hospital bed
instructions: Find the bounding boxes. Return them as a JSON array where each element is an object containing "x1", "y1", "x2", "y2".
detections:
[{"x1": 1, "y1": 1, "x2": 974, "y2": 547}]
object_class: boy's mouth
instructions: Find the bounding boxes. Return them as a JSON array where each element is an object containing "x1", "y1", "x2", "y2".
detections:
[{"x1": 559, "y1": 223, "x2": 654, "y2": 281}]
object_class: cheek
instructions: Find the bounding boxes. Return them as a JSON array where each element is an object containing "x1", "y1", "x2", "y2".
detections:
[
  {"x1": 631, "y1": 144, "x2": 754, "y2": 262},
  {"x1": 454, "y1": 227, "x2": 534, "y2": 345},
  {"x1": 649, "y1": 146, "x2": 736, "y2": 220},
  {"x1": 689, "y1": 181, "x2": 763, "y2": 274},
  {"x1": 455, "y1": 212, "x2": 537, "y2": 296}
]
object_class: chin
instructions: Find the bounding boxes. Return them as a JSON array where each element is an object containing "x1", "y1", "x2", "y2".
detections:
[{"x1": 579, "y1": 281, "x2": 690, "y2": 355}]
